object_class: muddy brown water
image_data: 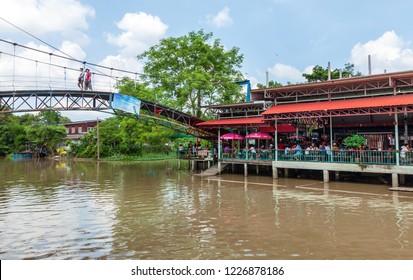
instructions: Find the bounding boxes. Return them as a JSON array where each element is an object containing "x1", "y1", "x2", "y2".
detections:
[{"x1": 1, "y1": 159, "x2": 412, "y2": 259}]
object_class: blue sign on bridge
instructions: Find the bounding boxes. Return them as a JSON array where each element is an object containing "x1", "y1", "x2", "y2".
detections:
[{"x1": 112, "y1": 93, "x2": 141, "y2": 116}]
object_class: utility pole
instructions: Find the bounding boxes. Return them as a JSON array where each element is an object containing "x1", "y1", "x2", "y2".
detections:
[{"x1": 96, "y1": 118, "x2": 100, "y2": 160}]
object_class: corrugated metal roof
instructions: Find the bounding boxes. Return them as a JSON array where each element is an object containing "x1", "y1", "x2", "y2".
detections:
[
  {"x1": 262, "y1": 94, "x2": 413, "y2": 115},
  {"x1": 196, "y1": 117, "x2": 264, "y2": 126},
  {"x1": 252, "y1": 70, "x2": 413, "y2": 94},
  {"x1": 196, "y1": 117, "x2": 296, "y2": 132}
]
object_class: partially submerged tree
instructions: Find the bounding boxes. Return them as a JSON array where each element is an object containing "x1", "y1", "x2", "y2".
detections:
[
  {"x1": 137, "y1": 30, "x2": 245, "y2": 118},
  {"x1": 25, "y1": 125, "x2": 67, "y2": 154}
]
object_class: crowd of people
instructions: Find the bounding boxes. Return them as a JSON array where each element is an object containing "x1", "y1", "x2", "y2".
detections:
[{"x1": 177, "y1": 138, "x2": 412, "y2": 165}]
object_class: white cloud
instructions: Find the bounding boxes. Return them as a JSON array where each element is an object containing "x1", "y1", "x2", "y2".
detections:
[
  {"x1": 206, "y1": 7, "x2": 233, "y2": 28},
  {"x1": 268, "y1": 63, "x2": 306, "y2": 84},
  {"x1": 0, "y1": 0, "x2": 95, "y2": 35},
  {"x1": 97, "y1": 54, "x2": 144, "y2": 86},
  {"x1": 101, "y1": 12, "x2": 168, "y2": 88},
  {"x1": 0, "y1": 40, "x2": 87, "y2": 90},
  {"x1": 350, "y1": 31, "x2": 413, "y2": 75},
  {"x1": 106, "y1": 12, "x2": 168, "y2": 56}
]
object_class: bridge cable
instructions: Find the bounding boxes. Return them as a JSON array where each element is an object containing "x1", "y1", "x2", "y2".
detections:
[
  {"x1": 12, "y1": 43, "x2": 16, "y2": 91},
  {"x1": 0, "y1": 38, "x2": 143, "y2": 81},
  {"x1": 64, "y1": 67, "x2": 67, "y2": 89},
  {"x1": 0, "y1": 17, "x2": 123, "y2": 82},
  {"x1": 110, "y1": 68, "x2": 113, "y2": 90},
  {"x1": 48, "y1": 53, "x2": 52, "y2": 90},
  {"x1": 35, "y1": 60, "x2": 38, "y2": 89},
  {"x1": 0, "y1": 17, "x2": 74, "y2": 61}
]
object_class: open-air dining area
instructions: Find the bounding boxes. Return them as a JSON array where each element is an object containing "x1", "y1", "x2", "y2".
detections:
[{"x1": 184, "y1": 71, "x2": 413, "y2": 188}]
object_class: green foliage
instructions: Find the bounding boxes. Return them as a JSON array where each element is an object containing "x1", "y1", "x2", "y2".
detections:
[
  {"x1": 302, "y1": 63, "x2": 362, "y2": 83},
  {"x1": 343, "y1": 134, "x2": 366, "y2": 148},
  {"x1": 0, "y1": 123, "x2": 27, "y2": 154},
  {"x1": 14, "y1": 111, "x2": 71, "y2": 125},
  {"x1": 0, "y1": 111, "x2": 69, "y2": 155},
  {"x1": 25, "y1": 125, "x2": 67, "y2": 154},
  {"x1": 137, "y1": 30, "x2": 244, "y2": 118},
  {"x1": 69, "y1": 116, "x2": 175, "y2": 159},
  {"x1": 37, "y1": 110, "x2": 71, "y2": 125},
  {"x1": 117, "y1": 77, "x2": 157, "y2": 102},
  {"x1": 256, "y1": 80, "x2": 283, "y2": 89}
]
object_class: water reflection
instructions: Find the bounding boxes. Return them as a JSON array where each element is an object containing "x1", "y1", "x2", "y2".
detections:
[{"x1": 1, "y1": 158, "x2": 413, "y2": 260}]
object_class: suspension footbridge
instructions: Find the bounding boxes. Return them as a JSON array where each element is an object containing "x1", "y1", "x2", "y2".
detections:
[{"x1": 0, "y1": 38, "x2": 214, "y2": 138}]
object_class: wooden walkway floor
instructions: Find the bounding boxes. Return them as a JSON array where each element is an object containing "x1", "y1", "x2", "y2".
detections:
[{"x1": 197, "y1": 163, "x2": 228, "y2": 176}]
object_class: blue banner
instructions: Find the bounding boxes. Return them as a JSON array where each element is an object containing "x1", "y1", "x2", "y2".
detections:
[{"x1": 112, "y1": 93, "x2": 141, "y2": 116}]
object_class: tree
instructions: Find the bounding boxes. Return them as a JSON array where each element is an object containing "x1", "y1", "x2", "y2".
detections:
[
  {"x1": 302, "y1": 63, "x2": 362, "y2": 83},
  {"x1": 137, "y1": 30, "x2": 244, "y2": 118},
  {"x1": 69, "y1": 115, "x2": 175, "y2": 158},
  {"x1": 343, "y1": 134, "x2": 366, "y2": 149},
  {"x1": 38, "y1": 110, "x2": 71, "y2": 125},
  {"x1": 256, "y1": 80, "x2": 283, "y2": 89},
  {"x1": 25, "y1": 125, "x2": 67, "y2": 154},
  {"x1": 117, "y1": 77, "x2": 158, "y2": 102},
  {"x1": 0, "y1": 123, "x2": 27, "y2": 155}
]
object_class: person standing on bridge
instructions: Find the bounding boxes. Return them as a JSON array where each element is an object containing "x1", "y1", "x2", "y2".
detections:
[
  {"x1": 77, "y1": 68, "x2": 85, "y2": 90},
  {"x1": 85, "y1": 68, "x2": 93, "y2": 91}
]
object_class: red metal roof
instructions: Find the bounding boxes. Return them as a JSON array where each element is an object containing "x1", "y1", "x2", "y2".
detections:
[
  {"x1": 260, "y1": 123, "x2": 296, "y2": 133},
  {"x1": 252, "y1": 70, "x2": 413, "y2": 95},
  {"x1": 196, "y1": 117, "x2": 264, "y2": 126},
  {"x1": 196, "y1": 117, "x2": 296, "y2": 132},
  {"x1": 263, "y1": 94, "x2": 413, "y2": 115}
]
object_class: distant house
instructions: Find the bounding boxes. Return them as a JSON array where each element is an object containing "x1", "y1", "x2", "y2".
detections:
[{"x1": 62, "y1": 120, "x2": 100, "y2": 143}]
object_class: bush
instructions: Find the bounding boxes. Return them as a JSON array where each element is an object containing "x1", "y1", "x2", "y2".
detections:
[{"x1": 343, "y1": 134, "x2": 366, "y2": 148}]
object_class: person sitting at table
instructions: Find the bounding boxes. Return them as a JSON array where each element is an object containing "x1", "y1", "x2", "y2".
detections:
[
  {"x1": 249, "y1": 145, "x2": 257, "y2": 159},
  {"x1": 259, "y1": 145, "x2": 267, "y2": 159},
  {"x1": 294, "y1": 143, "x2": 303, "y2": 160},
  {"x1": 223, "y1": 145, "x2": 231, "y2": 158}
]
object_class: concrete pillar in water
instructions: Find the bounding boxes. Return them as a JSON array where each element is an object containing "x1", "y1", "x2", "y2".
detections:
[
  {"x1": 400, "y1": 174, "x2": 405, "y2": 186},
  {"x1": 272, "y1": 161, "x2": 278, "y2": 179},
  {"x1": 218, "y1": 162, "x2": 221, "y2": 175},
  {"x1": 191, "y1": 160, "x2": 195, "y2": 172},
  {"x1": 284, "y1": 168, "x2": 289, "y2": 177},
  {"x1": 178, "y1": 159, "x2": 181, "y2": 170},
  {"x1": 323, "y1": 170, "x2": 329, "y2": 183},
  {"x1": 244, "y1": 163, "x2": 248, "y2": 177},
  {"x1": 392, "y1": 173, "x2": 399, "y2": 188},
  {"x1": 256, "y1": 165, "x2": 259, "y2": 175}
]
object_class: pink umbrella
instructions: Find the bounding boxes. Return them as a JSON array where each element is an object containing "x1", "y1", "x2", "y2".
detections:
[
  {"x1": 220, "y1": 132, "x2": 244, "y2": 140},
  {"x1": 220, "y1": 133, "x2": 244, "y2": 158},
  {"x1": 245, "y1": 132, "x2": 272, "y2": 139}
]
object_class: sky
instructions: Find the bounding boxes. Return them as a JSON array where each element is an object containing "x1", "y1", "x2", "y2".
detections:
[{"x1": 2, "y1": 0, "x2": 413, "y2": 120}]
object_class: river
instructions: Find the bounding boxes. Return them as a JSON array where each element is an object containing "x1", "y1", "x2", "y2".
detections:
[{"x1": 1, "y1": 158, "x2": 413, "y2": 260}]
